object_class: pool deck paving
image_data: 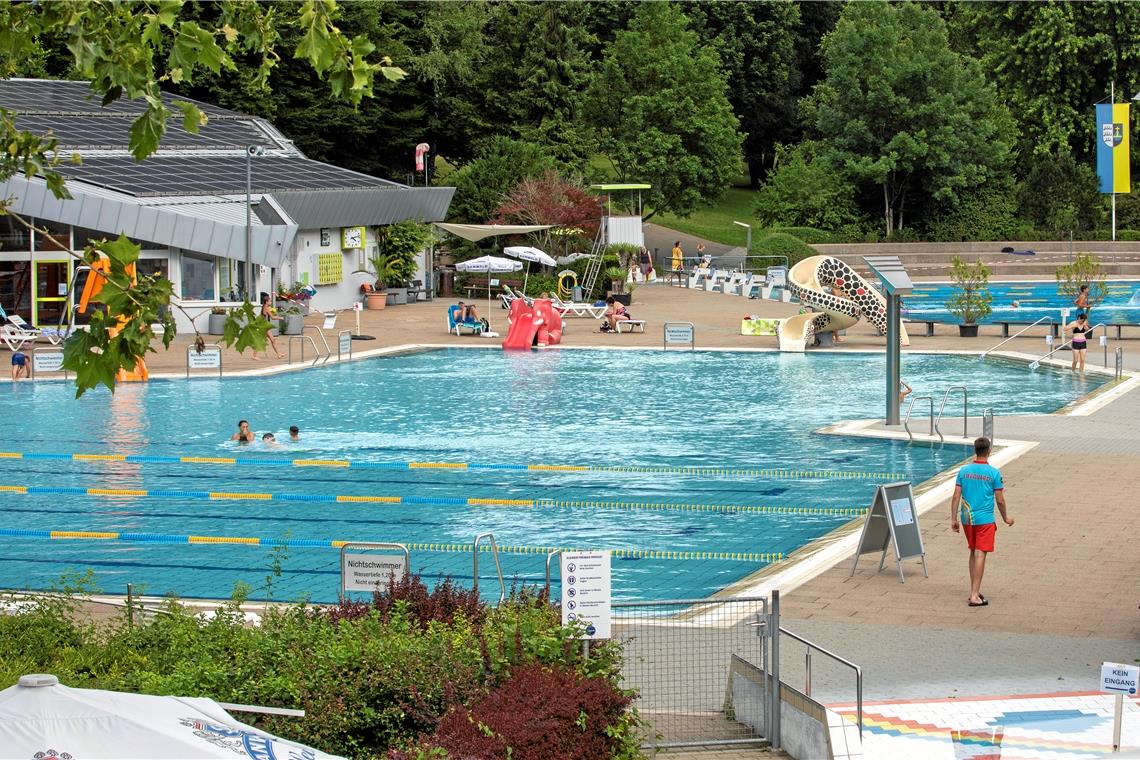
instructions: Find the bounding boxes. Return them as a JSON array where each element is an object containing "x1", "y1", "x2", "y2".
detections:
[{"x1": 7, "y1": 279, "x2": 1140, "y2": 759}]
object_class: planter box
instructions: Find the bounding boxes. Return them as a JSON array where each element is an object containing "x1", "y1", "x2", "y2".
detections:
[
  {"x1": 280, "y1": 314, "x2": 305, "y2": 335},
  {"x1": 207, "y1": 313, "x2": 227, "y2": 335},
  {"x1": 365, "y1": 292, "x2": 387, "y2": 310},
  {"x1": 958, "y1": 324, "x2": 979, "y2": 337},
  {"x1": 388, "y1": 287, "x2": 408, "y2": 305}
]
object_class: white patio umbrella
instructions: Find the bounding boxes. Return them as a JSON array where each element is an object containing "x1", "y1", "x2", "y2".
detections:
[
  {"x1": 0, "y1": 673, "x2": 342, "y2": 759},
  {"x1": 455, "y1": 255, "x2": 523, "y2": 317},
  {"x1": 502, "y1": 246, "x2": 556, "y2": 293},
  {"x1": 556, "y1": 251, "x2": 592, "y2": 265}
]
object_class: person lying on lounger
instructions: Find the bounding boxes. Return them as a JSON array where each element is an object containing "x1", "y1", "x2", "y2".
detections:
[{"x1": 455, "y1": 301, "x2": 481, "y2": 322}]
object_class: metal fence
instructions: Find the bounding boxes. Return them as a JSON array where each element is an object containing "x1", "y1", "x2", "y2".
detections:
[{"x1": 612, "y1": 595, "x2": 773, "y2": 750}]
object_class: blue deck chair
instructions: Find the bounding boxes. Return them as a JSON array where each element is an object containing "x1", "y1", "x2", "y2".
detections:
[{"x1": 447, "y1": 305, "x2": 484, "y2": 336}]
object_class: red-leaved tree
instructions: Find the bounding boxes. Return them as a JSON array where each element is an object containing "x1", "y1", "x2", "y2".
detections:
[{"x1": 492, "y1": 169, "x2": 602, "y2": 253}]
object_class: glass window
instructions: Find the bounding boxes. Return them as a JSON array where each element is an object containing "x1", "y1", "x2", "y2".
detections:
[
  {"x1": 136, "y1": 259, "x2": 167, "y2": 280},
  {"x1": 0, "y1": 216, "x2": 29, "y2": 252},
  {"x1": 32, "y1": 219, "x2": 71, "y2": 252},
  {"x1": 180, "y1": 253, "x2": 216, "y2": 300}
]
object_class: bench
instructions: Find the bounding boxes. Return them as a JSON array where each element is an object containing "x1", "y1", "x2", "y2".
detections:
[
  {"x1": 616, "y1": 320, "x2": 646, "y2": 334},
  {"x1": 907, "y1": 320, "x2": 1067, "y2": 339},
  {"x1": 462, "y1": 278, "x2": 523, "y2": 299}
]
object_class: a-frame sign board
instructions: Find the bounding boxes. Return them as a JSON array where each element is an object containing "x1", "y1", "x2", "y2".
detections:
[{"x1": 849, "y1": 481, "x2": 928, "y2": 583}]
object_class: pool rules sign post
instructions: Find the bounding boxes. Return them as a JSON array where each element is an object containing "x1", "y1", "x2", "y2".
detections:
[
  {"x1": 561, "y1": 551, "x2": 611, "y2": 640},
  {"x1": 1100, "y1": 661, "x2": 1138, "y2": 752}
]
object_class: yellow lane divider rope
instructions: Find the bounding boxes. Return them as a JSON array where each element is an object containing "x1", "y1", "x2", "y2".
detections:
[
  {"x1": 0, "y1": 528, "x2": 782, "y2": 563},
  {"x1": 0, "y1": 483, "x2": 865, "y2": 517},
  {"x1": 0, "y1": 450, "x2": 904, "y2": 481}
]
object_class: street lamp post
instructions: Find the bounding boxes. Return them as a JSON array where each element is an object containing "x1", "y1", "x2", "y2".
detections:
[
  {"x1": 245, "y1": 145, "x2": 265, "y2": 301},
  {"x1": 732, "y1": 221, "x2": 752, "y2": 272}
]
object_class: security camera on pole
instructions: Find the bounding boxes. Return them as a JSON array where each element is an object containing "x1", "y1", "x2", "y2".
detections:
[{"x1": 245, "y1": 145, "x2": 266, "y2": 301}]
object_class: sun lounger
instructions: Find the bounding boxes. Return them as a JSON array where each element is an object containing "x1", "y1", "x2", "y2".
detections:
[
  {"x1": 550, "y1": 294, "x2": 606, "y2": 319},
  {"x1": 616, "y1": 320, "x2": 646, "y2": 334},
  {"x1": 0, "y1": 324, "x2": 38, "y2": 352},
  {"x1": 446, "y1": 306, "x2": 484, "y2": 336}
]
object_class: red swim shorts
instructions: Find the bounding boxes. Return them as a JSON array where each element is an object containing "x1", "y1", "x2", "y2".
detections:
[{"x1": 963, "y1": 523, "x2": 995, "y2": 552}]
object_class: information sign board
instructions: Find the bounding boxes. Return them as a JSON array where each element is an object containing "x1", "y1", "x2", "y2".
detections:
[
  {"x1": 663, "y1": 321, "x2": 695, "y2": 351},
  {"x1": 187, "y1": 347, "x2": 222, "y2": 370},
  {"x1": 338, "y1": 331, "x2": 352, "y2": 356},
  {"x1": 849, "y1": 481, "x2": 928, "y2": 582},
  {"x1": 32, "y1": 352, "x2": 64, "y2": 373},
  {"x1": 560, "y1": 550, "x2": 611, "y2": 639},
  {"x1": 341, "y1": 552, "x2": 408, "y2": 592},
  {"x1": 1101, "y1": 662, "x2": 1139, "y2": 695}
]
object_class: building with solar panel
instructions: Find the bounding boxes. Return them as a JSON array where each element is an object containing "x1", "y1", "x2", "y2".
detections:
[{"x1": 0, "y1": 79, "x2": 454, "y2": 330}]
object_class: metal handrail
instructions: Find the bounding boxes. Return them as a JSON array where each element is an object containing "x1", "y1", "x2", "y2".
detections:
[
  {"x1": 980, "y1": 316, "x2": 1053, "y2": 359},
  {"x1": 287, "y1": 335, "x2": 321, "y2": 367},
  {"x1": 779, "y1": 626, "x2": 863, "y2": 739},
  {"x1": 472, "y1": 532, "x2": 506, "y2": 604},
  {"x1": 935, "y1": 385, "x2": 968, "y2": 440},
  {"x1": 303, "y1": 324, "x2": 333, "y2": 363},
  {"x1": 545, "y1": 550, "x2": 560, "y2": 594},
  {"x1": 1029, "y1": 321, "x2": 1106, "y2": 370},
  {"x1": 903, "y1": 395, "x2": 940, "y2": 442}
]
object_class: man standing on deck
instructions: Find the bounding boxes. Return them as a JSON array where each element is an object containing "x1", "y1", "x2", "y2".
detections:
[{"x1": 950, "y1": 437, "x2": 1013, "y2": 607}]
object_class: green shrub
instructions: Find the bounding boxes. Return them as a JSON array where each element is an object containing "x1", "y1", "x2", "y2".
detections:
[
  {"x1": 751, "y1": 232, "x2": 816, "y2": 270},
  {"x1": 522, "y1": 274, "x2": 558, "y2": 297},
  {"x1": 1115, "y1": 229, "x2": 1140, "y2": 241},
  {"x1": 0, "y1": 580, "x2": 631, "y2": 760},
  {"x1": 883, "y1": 227, "x2": 921, "y2": 243},
  {"x1": 768, "y1": 226, "x2": 835, "y2": 245},
  {"x1": 603, "y1": 243, "x2": 640, "y2": 267}
]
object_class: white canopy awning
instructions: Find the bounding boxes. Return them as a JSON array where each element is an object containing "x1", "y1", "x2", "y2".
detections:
[{"x1": 434, "y1": 223, "x2": 552, "y2": 242}]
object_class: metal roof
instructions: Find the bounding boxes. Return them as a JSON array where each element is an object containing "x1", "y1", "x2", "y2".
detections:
[
  {"x1": 862, "y1": 255, "x2": 913, "y2": 295},
  {"x1": 0, "y1": 78, "x2": 247, "y2": 119},
  {"x1": 273, "y1": 187, "x2": 455, "y2": 228}
]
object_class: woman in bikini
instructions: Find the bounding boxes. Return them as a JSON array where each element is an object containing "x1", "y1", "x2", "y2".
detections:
[
  {"x1": 602, "y1": 296, "x2": 631, "y2": 332},
  {"x1": 1074, "y1": 285, "x2": 1090, "y2": 313},
  {"x1": 253, "y1": 294, "x2": 285, "y2": 360},
  {"x1": 1065, "y1": 312, "x2": 1090, "y2": 372}
]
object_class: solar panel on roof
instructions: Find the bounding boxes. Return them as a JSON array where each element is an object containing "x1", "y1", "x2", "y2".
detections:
[
  {"x1": 13, "y1": 114, "x2": 265, "y2": 150},
  {"x1": 57, "y1": 156, "x2": 398, "y2": 196},
  {"x1": 0, "y1": 79, "x2": 246, "y2": 119}
]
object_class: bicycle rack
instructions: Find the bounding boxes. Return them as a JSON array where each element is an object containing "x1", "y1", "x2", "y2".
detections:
[
  {"x1": 934, "y1": 385, "x2": 968, "y2": 440},
  {"x1": 472, "y1": 532, "x2": 506, "y2": 603},
  {"x1": 903, "y1": 395, "x2": 940, "y2": 443}
]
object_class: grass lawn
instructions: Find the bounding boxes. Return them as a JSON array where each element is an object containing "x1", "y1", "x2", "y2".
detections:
[{"x1": 654, "y1": 186, "x2": 761, "y2": 247}]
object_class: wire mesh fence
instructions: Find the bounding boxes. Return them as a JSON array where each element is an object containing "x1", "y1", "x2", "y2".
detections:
[{"x1": 612, "y1": 596, "x2": 772, "y2": 750}]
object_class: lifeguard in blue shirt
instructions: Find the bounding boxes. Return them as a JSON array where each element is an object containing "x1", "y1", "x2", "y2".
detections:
[{"x1": 950, "y1": 437, "x2": 1014, "y2": 608}]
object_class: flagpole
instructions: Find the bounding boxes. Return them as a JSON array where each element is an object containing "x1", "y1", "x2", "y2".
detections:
[{"x1": 1112, "y1": 83, "x2": 1117, "y2": 241}]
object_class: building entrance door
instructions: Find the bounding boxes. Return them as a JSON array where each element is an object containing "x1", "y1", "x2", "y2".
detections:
[{"x1": 34, "y1": 260, "x2": 70, "y2": 327}]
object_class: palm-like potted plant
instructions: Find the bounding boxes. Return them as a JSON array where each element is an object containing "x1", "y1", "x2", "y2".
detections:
[
  {"x1": 946, "y1": 256, "x2": 992, "y2": 337},
  {"x1": 376, "y1": 221, "x2": 432, "y2": 305},
  {"x1": 278, "y1": 303, "x2": 305, "y2": 335},
  {"x1": 605, "y1": 266, "x2": 631, "y2": 306},
  {"x1": 207, "y1": 306, "x2": 228, "y2": 336}
]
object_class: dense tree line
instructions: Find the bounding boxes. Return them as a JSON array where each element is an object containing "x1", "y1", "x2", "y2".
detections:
[{"x1": 11, "y1": 0, "x2": 1140, "y2": 239}]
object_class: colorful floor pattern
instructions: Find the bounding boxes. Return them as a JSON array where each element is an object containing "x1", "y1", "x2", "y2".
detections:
[{"x1": 830, "y1": 691, "x2": 1140, "y2": 759}]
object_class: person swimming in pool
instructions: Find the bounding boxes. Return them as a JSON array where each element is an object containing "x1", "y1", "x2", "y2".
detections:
[
  {"x1": 262, "y1": 432, "x2": 279, "y2": 448},
  {"x1": 289, "y1": 425, "x2": 300, "y2": 442},
  {"x1": 230, "y1": 419, "x2": 255, "y2": 443}
]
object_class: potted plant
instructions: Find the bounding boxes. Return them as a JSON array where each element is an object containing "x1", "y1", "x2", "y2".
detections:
[
  {"x1": 947, "y1": 256, "x2": 992, "y2": 337},
  {"x1": 207, "y1": 306, "x2": 228, "y2": 336},
  {"x1": 279, "y1": 304, "x2": 305, "y2": 335},
  {"x1": 605, "y1": 266, "x2": 631, "y2": 306},
  {"x1": 375, "y1": 221, "x2": 433, "y2": 305},
  {"x1": 276, "y1": 282, "x2": 314, "y2": 315}
]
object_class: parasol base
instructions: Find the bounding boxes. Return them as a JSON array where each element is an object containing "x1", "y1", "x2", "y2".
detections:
[{"x1": 351, "y1": 334, "x2": 377, "y2": 341}]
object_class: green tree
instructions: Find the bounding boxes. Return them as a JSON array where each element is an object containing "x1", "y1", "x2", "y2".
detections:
[
  {"x1": 1016, "y1": 153, "x2": 1103, "y2": 237},
  {"x1": 447, "y1": 137, "x2": 557, "y2": 224},
  {"x1": 583, "y1": 2, "x2": 744, "y2": 220},
  {"x1": 947, "y1": 257, "x2": 993, "y2": 326},
  {"x1": 682, "y1": 1, "x2": 802, "y2": 188},
  {"x1": 804, "y1": 2, "x2": 1013, "y2": 236},
  {"x1": 0, "y1": 0, "x2": 404, "y2": 395},
  {"x1": 945, "y1": 2, "x2": 1140, "y2": 165},
  {"x1": 753, "y1": 141, "x2": 861, "y2": 232},
  {"x1": 1056, "y1": 253, "x2": 1108, "y2": 313}
]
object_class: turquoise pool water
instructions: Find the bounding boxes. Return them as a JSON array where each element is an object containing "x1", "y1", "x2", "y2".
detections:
[
  {"x1": 903, "y1": 280, "x2": 1140, "y2": 325},
  {"x1": 0, "y1": 349, "x2": 1106, "y2": 602}
]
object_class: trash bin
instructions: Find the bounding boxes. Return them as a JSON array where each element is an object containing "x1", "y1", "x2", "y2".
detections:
[
  {"x1": 439, "y1": 269, "x2": 455, "y2": 297},
  {"x1": 572, "y1": 285, "x2": 583, "y2": 302}
]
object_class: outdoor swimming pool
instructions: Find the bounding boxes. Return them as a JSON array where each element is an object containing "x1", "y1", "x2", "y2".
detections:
[
  {"x1": 902, "y1": 280, "x2": 1140, "y2": 325},
  {"x1": 0, "y1": 349, "x2": 1107, "y2": 602}
]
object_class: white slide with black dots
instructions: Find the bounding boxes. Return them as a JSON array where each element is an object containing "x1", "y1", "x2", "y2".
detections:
[{"x1": 778, "y1": 255, "x2": 909, "y2": 352}]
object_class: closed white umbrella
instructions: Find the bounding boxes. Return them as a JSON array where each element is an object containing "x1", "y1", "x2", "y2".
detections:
[
  {"x1": 502, "y1": 246, "x2": 555, "y2": 293},
  {"x1": 0, "y1": 673, "x2": 342, "y2": 759},
  {"x1": 455, "y1": 255, "x2": 523, "y2": 316}
]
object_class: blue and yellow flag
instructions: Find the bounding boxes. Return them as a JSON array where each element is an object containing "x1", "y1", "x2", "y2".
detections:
[{"x1": 1096, "y1": 103, "x2": 1131, "y2": 194}]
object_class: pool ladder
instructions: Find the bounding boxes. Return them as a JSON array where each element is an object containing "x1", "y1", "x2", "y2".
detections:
[
  {"x1": 904, "y1": 385, "x2": 970, "y2": 443},
  {"x1": 287, "y1": 325, "x2": 334, "y2": 367}
]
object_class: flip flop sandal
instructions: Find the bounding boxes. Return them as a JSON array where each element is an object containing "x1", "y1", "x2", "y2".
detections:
[{"x1": 968, "y1": 599, "x2": 989, "y2": 607}]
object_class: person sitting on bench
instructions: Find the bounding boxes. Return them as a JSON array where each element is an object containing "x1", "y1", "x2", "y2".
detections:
[{"x1": 601, "y1": 296, "x2": 631, "y2": 332}]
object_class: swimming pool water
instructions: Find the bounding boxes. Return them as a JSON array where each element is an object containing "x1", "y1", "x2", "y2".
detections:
[
  {"x1": 902, "y1": 280, "x2": 1140, "y2": 325},
  {"x1": 0, "y1": 349, "x2": 1106, "y2": 602}
]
